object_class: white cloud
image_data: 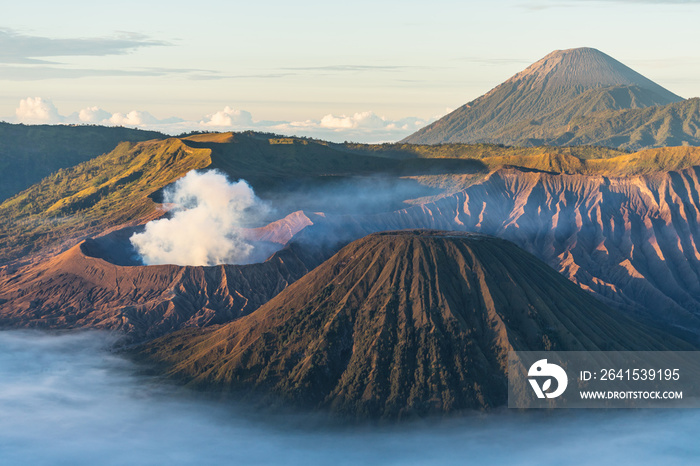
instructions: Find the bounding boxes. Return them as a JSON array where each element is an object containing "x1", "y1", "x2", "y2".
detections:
[
  {"x1": 78, "y1": 106, "x2": 111, "y2": 123},
  {"x1": 15, "y1": 97, "x2": 63, "y2": 124},
  {"x1": 318, "y1": 111, "x2": 388, "y2": 130},
  {"x1": 200, "y1": 106, "x2": 253, "y2": 127},
  {"x1": 195, "y1": 106, "x2": 436, "y2": 142},
  {"x1": 108, "y1": 110, "x2": 159, "y2": 126},
  {"x1": 279, "y1": 111, "x2": 434, "y2": 142}
]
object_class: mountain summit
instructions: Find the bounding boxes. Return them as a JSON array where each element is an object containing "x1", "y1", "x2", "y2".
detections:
[
  {"x1": 505, "y1": 47, "x2": 680, "y2": 99},
  {"x1": 403, "y1": 47, "x2": 686, "y2": 146}
]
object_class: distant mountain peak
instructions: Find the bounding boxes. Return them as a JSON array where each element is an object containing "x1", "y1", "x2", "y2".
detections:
[
  {"x1": 402, "y1": 47, "x2": 687, "y2": 145},
  {"x1": 507, "y1": 47, "x2": 680, "y2": 99}
]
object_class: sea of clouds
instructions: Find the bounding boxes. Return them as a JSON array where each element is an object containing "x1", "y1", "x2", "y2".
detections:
[{"x1": 1, "y1": 330, "x2": 699, "y2": 466}]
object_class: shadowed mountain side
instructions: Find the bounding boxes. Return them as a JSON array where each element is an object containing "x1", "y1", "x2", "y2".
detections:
[
  {"x1": 0, "y1": 238, "x2": 330, "y2": 343},
  {"x1": 403, "y1": 47, "x2": 685, "y2": 147},
  {"x1": 0, "y1": 123, "x2": 166, "y2": 202},
  {"x1": 135, "y1": 231, "x2": 689, "y2": 419},
  {"x1": 288, "y1": 168, "x2": 700, "y2": 337}
]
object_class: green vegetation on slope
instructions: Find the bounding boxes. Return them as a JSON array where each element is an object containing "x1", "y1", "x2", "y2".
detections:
[
  {"x1": 0, "y1": 139, "x2": 212, "y2": 265},
  {"x1": 342, "y1": 141, "x2": 626, "y2": 160},
  {"x1": 475, "y1": 145, "x2": 700, "y2": 176},
  {"x1": 0, "y1": 123, "x2": 165, "y2": 201}
]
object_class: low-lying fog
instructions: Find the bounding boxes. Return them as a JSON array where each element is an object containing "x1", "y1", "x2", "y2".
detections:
[{"x1": 1, "y1": 330, "x2": 697, "y2": 466}]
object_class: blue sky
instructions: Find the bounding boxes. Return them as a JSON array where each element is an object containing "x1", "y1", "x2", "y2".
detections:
[{"x1": 2, "y1": 0, "x2": 700, "y2": 142}]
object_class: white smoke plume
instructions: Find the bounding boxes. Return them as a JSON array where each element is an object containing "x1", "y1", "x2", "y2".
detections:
[{"x1": 130, "y1": 170, "x2": 271, "y2": 266}]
